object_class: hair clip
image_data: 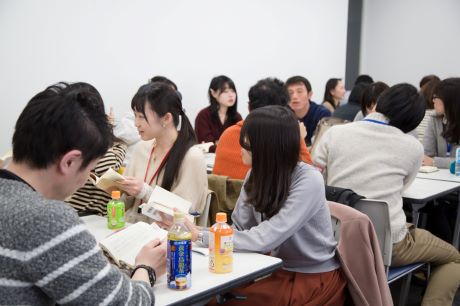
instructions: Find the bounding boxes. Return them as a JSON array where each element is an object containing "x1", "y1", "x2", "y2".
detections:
[{"x1": 177, "y1": 115, "x2": 182, "y2": 131}]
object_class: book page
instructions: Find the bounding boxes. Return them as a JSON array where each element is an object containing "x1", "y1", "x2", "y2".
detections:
[
  {"x1": 89, "y1": 168, "x2": 125, "y2": 191},
  {"x1": 195, "y1": 142, "x2": 214, "y2": 153},
  {"x1": 100, "y1": 222, "x2": 167, "y2": 268},
  {"x1": 147, "y1": 186, "x2": 192, "y2": 214}
]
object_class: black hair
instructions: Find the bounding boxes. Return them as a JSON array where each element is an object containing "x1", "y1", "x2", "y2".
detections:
[
  {"x1": 360, "y1": 82, "x2": 389, "y2": 116},
  {"x1": 240, "y1": 105, "x2": 300, "y2": 218},
  {"x1": 285, "y1": 76, "x2": 312, "y2": 92},
  {"x1": 348, "y1": 83, "x2": 369, "y2": 106},
  {"x1": 13, "y1": 82, "x2": 113, "y2": 169},
  {"x1": 420, "y1": 78, "x2": 440, "y2": 110},
  {"x1": 131, "y1": 82, "x2": 196, "y2": 190},
  {"x1": 354, "y1": 74, "x2": 374, "y2": 85},
  {"x1": 248, "y1": 77, "x2": 289, "y2": 111},
  {"x1": 150, "y1": 76, "x2": 178, "y2": 91},
  {"x1": 208, "y1": 75, "x2": 239, "y2": 125},
  {"x1": 419, "y1": 74, "x2": 440, "y2": 89},
  {"x1": 323, "y1": 78, "x2": 342, "y2": 109},
  {"x1": 376, "y1": 83, "x2": 425, "y2": 133},
  {"x1": 433, "y1": 78, "x2": 460, "y2": 144}
]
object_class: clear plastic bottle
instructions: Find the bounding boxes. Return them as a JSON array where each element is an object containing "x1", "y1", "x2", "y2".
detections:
[
  {"x1": 106, "y1": 190, "x2": 125, "y2": 229},
  {"x1": 209, "y1": 212, "x2": 233, "y2": 273},
  {"x1": 167, "y1": 211, "x2": 192, "y2": 290},
  {"x1": 455, "y1": 148, "x2": 460, "y2": 177}
]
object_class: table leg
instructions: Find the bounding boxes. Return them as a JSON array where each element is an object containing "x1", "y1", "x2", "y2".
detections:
[{"x1": 410, "y1": 203, "x2": 426, "y2": 227}]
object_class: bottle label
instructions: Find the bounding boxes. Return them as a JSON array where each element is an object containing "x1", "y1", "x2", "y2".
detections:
[
  {"x1": 209, "y1": 232, "x2": 233, "y2": 273},
  {"x1": 107, "y1": 201, "x2": 125, "y2": 229},
  {"x1": 167, "y1": 239, "x2": 192, "y2": 290}
]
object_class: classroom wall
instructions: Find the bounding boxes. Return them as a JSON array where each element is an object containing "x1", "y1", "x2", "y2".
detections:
[
  {"x1": 0, "y1": 0, "x2": 349, "y2": 154},
  {"x1": 360, "y1": 0, "x2": 460, "y2": 86}
]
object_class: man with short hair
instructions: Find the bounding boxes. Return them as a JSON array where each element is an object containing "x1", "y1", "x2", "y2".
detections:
[
  {"x1": 0, "y1": 82, "x2": 165, "y2": 305},
  {"x1": 213, "y1": 77, "x2": 312, "y2": 180},
  {"x1": 286, "y1": 76, "x2": 331, "y2": 146}
]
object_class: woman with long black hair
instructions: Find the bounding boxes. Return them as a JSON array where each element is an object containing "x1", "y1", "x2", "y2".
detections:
[
  {"x1": 118, "y1": 82, "x2": 208, "y2": 222},
  {"x1": 190, "y1": 105, "x2": 345, "y2": 305}
]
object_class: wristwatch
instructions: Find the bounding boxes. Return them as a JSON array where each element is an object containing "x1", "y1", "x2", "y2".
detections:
[
  {"x1": 131, "y1": 264, "x2": 156, "y2": 287},
  {"x1": 197, "y1": 230, "x2": 205, "y2": 244}
]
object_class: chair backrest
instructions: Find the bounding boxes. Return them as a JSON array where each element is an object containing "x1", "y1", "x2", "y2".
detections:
[
  {"x1": 353, "y1": 199, "x2": 392, "y2": 268},
  {"x1": 331, "y1": 216, "x2": 341, "y2": 242},
  {"x1": 196, "y1": 190, "x2": 214, "y2": 227},
  {"x1": 311, "y1": 117, "x2": 349, "y2": 156}
]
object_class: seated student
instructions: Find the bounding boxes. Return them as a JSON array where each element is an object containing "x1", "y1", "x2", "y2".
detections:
[
  {"x1": 416, "y1": 78, "x2": 440, "y2": 143},
  {"x1": 340, "y1": 74, "x2": 374, "y2": 105},
  {"x1": 322, "y1": 78, "x2": 346, "y2": 113},
  {"x1": 191, "y1": 105, "x2": 345, "y2": 305},
  {"x1": 66, "y1": 139, "x2": 127, "y2": 216},
  {"x1": 353, "y1": 81, "x2": 389, "y2": 121},
  {"x1": 333, "y1": 83, "x2": 368, "y2": 121},
  {"x1": 313, "y1": 83, "x2": 460, "y2": 306},
  {"x1": 118, "y1": 82, "x2": 208, "y2": 223},
  {"x1": 195, "y1": 75, "x2": 242, "y2": 153},
  {"x1": 212, "y1": 78, "x2": 312, "y2": 180},
  {"x1": 422, "y1": 78, "x2": 460, "y2": 168},
  {"x1": 286, "y1": 76, "x2": 331, "y2": 146},
  {"x1": 113, "y1": 76, "x2": 180, "y2": 165},
  {"x1": 0, "y1": 82, "x2": 166, "y2": 305}
]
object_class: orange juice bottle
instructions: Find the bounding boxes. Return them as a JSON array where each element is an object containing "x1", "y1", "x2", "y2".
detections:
[{"x1": 209, "y1": 212, "x2": 233, "y2": 273}]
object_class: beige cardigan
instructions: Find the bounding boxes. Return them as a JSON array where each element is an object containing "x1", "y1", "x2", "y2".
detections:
[{"x1": 124, "y1": 139, "x2": 208, "y2": 223}]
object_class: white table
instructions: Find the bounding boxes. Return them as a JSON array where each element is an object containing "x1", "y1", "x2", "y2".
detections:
[
  {"x1": 403, "y1": 178, "x2": 460, "y2": 248},
  {"x1": 81, "y1": 215, "x2": 283, "y2": 306},
  {"x1": 416, "y1": 169, "x2": 460, "y2": 183}
]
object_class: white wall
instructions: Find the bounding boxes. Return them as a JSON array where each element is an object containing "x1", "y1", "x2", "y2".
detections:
[
  {"x1": 0, "y1": 0, "x2": 348, "y2": 154},
  {"x1": 361, "y1": 0, "x2": 460, "y2": 86}
]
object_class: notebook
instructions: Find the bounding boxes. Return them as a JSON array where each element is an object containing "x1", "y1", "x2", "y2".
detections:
[{"x1": 89, "y1": 168, "x2": 125, "y2": 191}]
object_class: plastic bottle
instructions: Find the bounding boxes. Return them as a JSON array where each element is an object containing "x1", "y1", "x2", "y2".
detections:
[
  {"x1": 209, "y1": 212, "x2": 233, "y2": 273},
  {"x1": 106, "y1": 190, "x2": 125, "y2": 229},
  {"x1": 455, "y1": 148, "x2": 460, "y2": 177},
  {"x1": 167, "y1": 211, "x2": 192, "y2": 290}
]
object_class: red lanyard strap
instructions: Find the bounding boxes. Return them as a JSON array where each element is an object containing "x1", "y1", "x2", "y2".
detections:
[{"x1": 143, "y1": 146, "x2": 171, "y2": 186}]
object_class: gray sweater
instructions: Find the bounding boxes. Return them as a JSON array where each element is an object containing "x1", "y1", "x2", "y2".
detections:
[
  {"x1": 221, "y1": 163, "x2": 339, "y2": 273},
  {"x1": 423, "y1": 113, "x2": 459, "y2": 169},
  {"x1": 0, "y1": 177, "x2": 155, "y2": 305}
]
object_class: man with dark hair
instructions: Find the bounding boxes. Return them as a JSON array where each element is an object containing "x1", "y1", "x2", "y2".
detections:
[
  {"x1": 213, "y1": 77, "x2": 312, "y2": 179},
  {"x1": 286, "y1": 76, "x2": 331, "y2": 146},
  {"x1": 0, "y1": 82, "x2": 165, "y2": 305},
  {"x1": 313, "y1": 83, "x2": 460, "y2": 306}
]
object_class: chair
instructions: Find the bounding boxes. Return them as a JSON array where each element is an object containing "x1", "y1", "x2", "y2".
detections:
[
  {"x1": 353, "y1": 199, "x2": 429, "y2": 306},
  {"x1": 207, "y1": 174, "x2": 244, "y2": 225},
  {"x1": 196, "y1": 190, "x2": 215, "y2": 227}
]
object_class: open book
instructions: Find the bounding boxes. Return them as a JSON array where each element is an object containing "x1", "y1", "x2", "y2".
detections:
[
  {"x1": 99, "y1": 221, "x2": 167, "y2": 269},
  {"x1": 141, "y1": 186, "x2": 194, "y2": 222},
  {"x1": 89, "y1": 168, "x2": 125, "y2": 191}
]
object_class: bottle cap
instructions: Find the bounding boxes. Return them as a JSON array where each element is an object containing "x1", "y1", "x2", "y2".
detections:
[
  {"x1": 111, "y1": 190, "x2": 121, "y2": 199},
  {"x1": 216, "y1": 212, "x2": 227, "y2": 223}
]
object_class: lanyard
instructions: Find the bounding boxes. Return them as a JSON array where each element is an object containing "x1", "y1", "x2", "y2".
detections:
[
  {"x1": 363, "y1": 119, "x2": 388, "y2": 125},
  {"x1": 143, "y1": 146, "x2": 171, "y2": 186}
]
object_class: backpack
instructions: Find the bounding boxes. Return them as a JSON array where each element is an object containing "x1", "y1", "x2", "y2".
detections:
[{"x1": 325, "y1": 185, "x2": 365, "y2": 208}]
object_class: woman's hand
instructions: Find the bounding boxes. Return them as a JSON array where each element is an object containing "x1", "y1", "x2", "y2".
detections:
[
  {"x1": 422, "y1": 155, "x2": 434, "y2": 166},
  {"x1": 117, "y1": 176, "x2": 144, "y2": 197}
]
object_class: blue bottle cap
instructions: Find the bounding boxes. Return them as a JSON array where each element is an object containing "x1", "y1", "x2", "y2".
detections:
[{"x1": 450, "y1": 161, "x2": 455, "y2": 174}]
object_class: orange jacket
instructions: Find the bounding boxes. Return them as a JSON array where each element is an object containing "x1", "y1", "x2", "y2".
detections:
[{"x1": 212, "y1": 120, "x2": 312, "y2": 180}]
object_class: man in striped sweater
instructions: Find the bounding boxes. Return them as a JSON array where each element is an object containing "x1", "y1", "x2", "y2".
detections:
[{"x1": 0, "y1": 82, "x2": 165, "y2": 305}]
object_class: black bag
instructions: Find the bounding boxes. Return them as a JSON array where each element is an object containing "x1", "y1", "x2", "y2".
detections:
[{"x1": 325, "y1": 185, "x2": 364, "y2": 208}]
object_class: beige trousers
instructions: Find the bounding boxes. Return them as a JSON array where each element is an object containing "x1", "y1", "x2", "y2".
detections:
[{"x1": 392, "y1": 224, "x2": 460, "y2": 306}]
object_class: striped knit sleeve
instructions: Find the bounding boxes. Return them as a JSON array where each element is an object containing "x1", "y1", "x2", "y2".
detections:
[
  {"x1": 93, "y1": 142, "x2": 128, "y2": 176},
  {"x1": 1, "y1": 200, "x2": 155, "y2": 305}
]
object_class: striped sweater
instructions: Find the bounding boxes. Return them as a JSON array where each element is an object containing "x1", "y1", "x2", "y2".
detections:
[
  {"x1": 0, "y1": 176, "x2": 155, "y2": 305},
  {"x1": 66, "y1": 142, "x2": 127, "y2": 216}
]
